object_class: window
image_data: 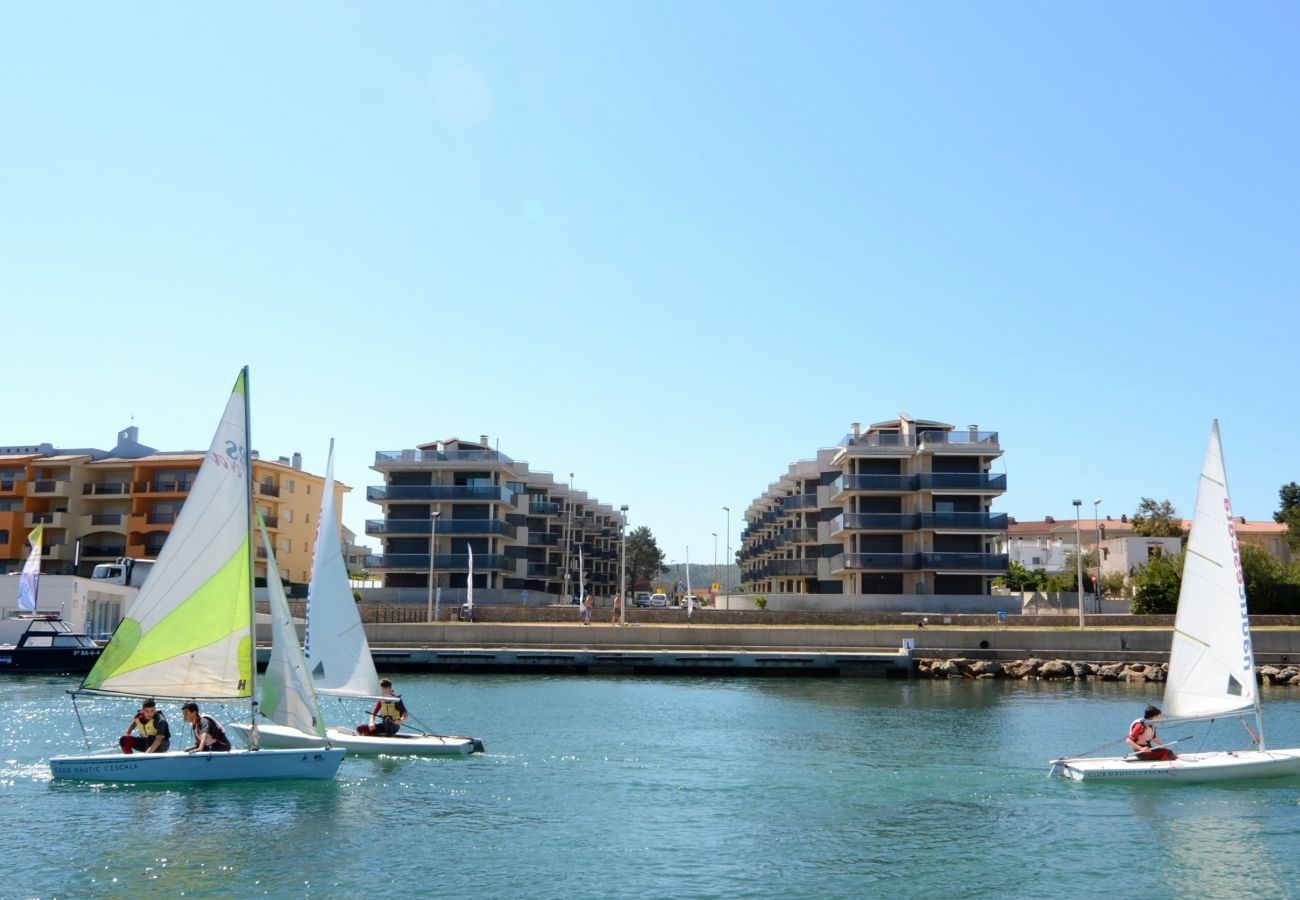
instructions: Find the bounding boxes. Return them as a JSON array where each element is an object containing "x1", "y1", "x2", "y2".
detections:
[
  {"x1": 284, "y1": 509, "x2": 293, "y2": 524},
  {"x1": 305, "y1": 513, "x2": 310, "y2": 524},
  {"x1": 287, "y1": 479, "x2": 295, "y2": 494}
]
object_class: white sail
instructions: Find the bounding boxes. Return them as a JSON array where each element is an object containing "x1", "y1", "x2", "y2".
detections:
[
  {"x1": 303, "y1": 441, "x2": 382, "y2": 699},
  {"x1": 1163, "y1": 420, "x2": 1257, "y2": 720},
  {"x1": 258, "y1": 516, "x2": 326, "y2": 737},
  {"x1": 82, "y1": 371, "x2": 252, "y2": 700}
]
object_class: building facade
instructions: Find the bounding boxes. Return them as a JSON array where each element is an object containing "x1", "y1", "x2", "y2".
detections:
[
  {"x1": 0, "y1": 427, "x2": 347, "y2": 593},
  {"x1": 740, "y1": 416, "x2": 1008, "y2": 595},
  {"x1": 365, "y1": 436, "x2": 625, "y2": 598}
]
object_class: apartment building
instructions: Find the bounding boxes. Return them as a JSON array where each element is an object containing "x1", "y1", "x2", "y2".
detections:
[
  {"x1": 365, "y1": 436, "x2": 625, "y2": 598},
  {"x1": 740, "y1": 415, "x2": 1008, "y2": 596},
  {"x1": 0, "y1": 426, "x2": 348, "y2": 594}
]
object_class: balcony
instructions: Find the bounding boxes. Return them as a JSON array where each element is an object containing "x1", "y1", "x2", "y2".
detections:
[
  {"x1": 374, "y1": 448, "x2": 516, "y2": 466},
  {"x1": 780, "y1": 494, "x2": 818, "y2": 511},
  {"x1": 0, "y1": 477, "x2": 18, "y2": 493},
  {"x1": 82, "y1": 483, "x2": 130, "y2": 496},
  {"x1": 829, "y1": 474, "x2": 916, "y2": 501},
  {"x1": 81, "y1": 544, "x2": 128, "y2": 558},
  {"x1": 31, "y1": 479, "x2": 73, "y2": 497},
  {"x1": 88, "y1": 513, "x2": 125, "y2": 527},
  {"x1": 529, "y1": 501, "x2": 561, "y2": 516},
  {"x1": 830, "y1": 513, "x2": 921, "y2": 536},
  {"x1": 527, "y1": 562, "x2": 558, "y2": 577},
  {"x1": 145, "y1": 512, "x2": 177, "y2": 525},
  {"x1": 528, "y1": 532, "x2": 559, "y2": 546},
  {"x1": 833, "y1": 552, "x2": 921, "y2": 572},
  {"x1": 765, "y1": 558, "x2": 818, "y2": 577},
  {"x1": 26, "y1": 511, "x2": 69, "y2": 529},
  {"x1": 133, "y1": 479, "x2": 192, "y2": 495},
  {"x1": 261, "y1": 516, "x2": 279, "y2": 529},
  {"x1": 779, "y1": 527, "x2": 819, "y2": 545},
  {"x1": 919, "y1": 512, "x2": 1009, "y2": 531},
  {"x1": 919, "y1": 552, "x2": 1009, "y2": 571},
  {"x1": 916, "y1": 429, "x2": 1000, "y2": 449},
  {"x1": 916, "y1": 473, "x2": 1007, "y2": 492},
  {"x1": 363, "y1": 553, "x2": 509, "y2": 571},
  {"x1": 257, "y1": 482, "x2": 281, "y2": 497},
  {"x1": 367, "y1": 485, "x2": 514, "y2": 503},
  {"x1": 440, "y1": 519, "x2": 518, "y2": 538}
]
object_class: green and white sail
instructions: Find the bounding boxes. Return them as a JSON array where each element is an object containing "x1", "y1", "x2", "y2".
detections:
[
  {"x1": 81, "y1": 370, "x2": 253, "y2": 699},
  {"x1": 258, "y1": 514, "x2": 326, "y2": 737},
  {"x1": 304, "y1": 440, "x2": 382, "y2": 699}
]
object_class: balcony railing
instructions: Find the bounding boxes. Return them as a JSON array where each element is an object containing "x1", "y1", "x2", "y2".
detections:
[
  {"x1": 0, "y1": 478, "x2": 16, "y2": 491},
  {"x1": 146, "y1": 512, "x2": 176, "y2": 525},
  {"x1": 365, "y1": 518, "x2": 517, "y2": 538},
  {"x1": 832, "y1": 513, "x2": 920, "y2": 533},
  {"x1": 919, "y1": 512, "x2": 1009, "y2": 530},
  {"x1": 363, "y1": 553, "x2": 510, "y2": 571},
  {"x1": 90, "y1": 514, "x2": 124, "y2": 526},
  {"x1": 83, "y1": 483, "x2": 129, "y2": 495},
  {"x1": 780, "y1": 494, "x2": 818, "y2": 511},
  {"x1": 528, "y1": 532, "x2": 559, "y2": 546},
  {"x1": 838, "y1": 430, "x2": 1000, "y2": 449},
  {"x1": 830, "y1": 474, "x2": 916, "y2": 498},
  {"x1": 778, "y1": 527, "x2": 819, "y2": 545},
  {"x1": 257, "y1": 482, "x2": 281, "y2": 497},
  {"x1": 133, "y1": 480, "x2": 192, "y2": 494},
  {"x1": 836, "y1": 552, "x2": 921, "y2": 571},
  {"x1": 765, "y1": 558, "x2": 818, "y2": 576},
  {"x1": 261, "y1": 516, "x2": 279, "y2": 529},
  {"x1": 527, "y1": 562, "x2": 558, "y2": 577},
  {"x1": 919, "y1": 552, "x2": 1009, "y2": 571},
  {"x1": 529, "y1": 501, "x2": 561, "y2": 516},
  {"x1": 367, "y1": 485, "x2": 514, "y2": 503},
  {"x1": 31, "y1": 479, "x2": 72, "y2": 494},
  {"x1": 916, "y1": 473, "x2": 1006, "y2": 491},
  {"x1": 375, "y1": 448, "x2": 516, "y2": 465},
  {"x1": 81, "y1": 545, "x2": 127, "y2": 558}
]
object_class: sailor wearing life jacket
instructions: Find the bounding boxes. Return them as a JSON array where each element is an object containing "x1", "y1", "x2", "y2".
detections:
[
  {"x1": 365, "y1": 679, "x2": 409, "y2": 737},
  {"x1": 1126, "y1": 705, "x2": 1168, "y2": 754},
  {"x1": 121, "y1": 698, "x2": 171, "y2": 754},
  {"x1": 181, "y1": 702, "x2": 232, "y2": 752}
]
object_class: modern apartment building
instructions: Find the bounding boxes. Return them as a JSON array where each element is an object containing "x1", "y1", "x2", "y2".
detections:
[
  {"x1": 0, "y1": 427, "x2": 347, "y2": 593},
  {"x1": 740, "y1": 415, "x2": 1007, "y2": 595},
  {"x1": 365, "y1": 436, "x2": 625, "y2": 598}
]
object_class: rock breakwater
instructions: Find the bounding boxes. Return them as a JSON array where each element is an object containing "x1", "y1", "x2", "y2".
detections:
[{"x1": 916, "y1": 658, "x2": 1300, "y2": 685}]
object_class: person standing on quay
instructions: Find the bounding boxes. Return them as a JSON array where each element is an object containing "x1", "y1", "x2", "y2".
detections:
[
  {"x1": 611, "y1": 593, "x2": 622, "y2": 624},
  {"x1": 581, "y1": 591, "x2": 593, "y2": 625}
]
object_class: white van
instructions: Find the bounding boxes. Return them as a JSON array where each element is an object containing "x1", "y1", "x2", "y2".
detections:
[{"x1": 649, "y1": 592, "x2": 668, "y2": 608}]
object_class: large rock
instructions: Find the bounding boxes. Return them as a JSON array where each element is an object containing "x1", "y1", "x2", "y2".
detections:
[
  {"x1": 1039, "y1": 660, "x2": 1074, "y2": 679},
  {"x1": 1011, "y1": 658, "x2": 1043, "y2": 679},
  {"x1": 1098, "y1": 664, "x2": 1125, "y2": 681},
  {"x1": 969, "y1": 660, "x2": 1002, "y2": 677},
  {"x1": 1072, "y1": 662, "x2": 1096, "y2": 679},
  {"x1": 939, "y1": 658, "x2": 972, "y2": 678}
]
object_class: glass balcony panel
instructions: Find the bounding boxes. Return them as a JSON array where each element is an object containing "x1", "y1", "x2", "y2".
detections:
[
  {"x1": 841, "y1": 552, "x2": 920, "y2": 570},
  {"x1": 916, "y1": 474, "x2": 1007, "y2": 491},
  {"x1": 919, "y1": 552, "x2": 1009, "y2": 571},
  {"x1": 919, "y1": 512, "x2": 1009, "y2": 530}
]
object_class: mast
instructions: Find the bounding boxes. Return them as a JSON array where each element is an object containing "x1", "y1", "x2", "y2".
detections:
[{"x1": 243, "y1": 365, "x2": 259, "y2": 749}]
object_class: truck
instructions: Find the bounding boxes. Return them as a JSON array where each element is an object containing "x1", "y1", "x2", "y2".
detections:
[{"x1": 90, "y1": 557, "x2": 154, "y2": 587}]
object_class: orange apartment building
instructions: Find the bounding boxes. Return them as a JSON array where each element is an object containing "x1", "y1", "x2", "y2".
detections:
[{"x1": 0, "y1": 426, "x2": 348, "y2": 594}]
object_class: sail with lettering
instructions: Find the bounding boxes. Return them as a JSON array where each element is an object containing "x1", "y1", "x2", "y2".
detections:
[
  {"x1": 1163, "y1": 420, "x2": 1257, "y2": 720},
  {"x1": 81, "y1": 371, "x2": 253, "y2": 699}
]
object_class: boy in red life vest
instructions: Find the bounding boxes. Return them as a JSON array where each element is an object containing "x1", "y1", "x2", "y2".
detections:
[
  {"x1": 358, "y1": 679, "x2": 408, "y2": 736},
  {"x1": 1127, "y1": 705, "x2": 1175, "y2": 760}
]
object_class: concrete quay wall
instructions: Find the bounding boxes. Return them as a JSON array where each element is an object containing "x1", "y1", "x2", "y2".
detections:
[{"x1": 363, "y1": 622, "x2": 1300, "y2": 664}]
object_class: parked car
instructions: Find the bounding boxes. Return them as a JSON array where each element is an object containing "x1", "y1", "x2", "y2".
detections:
[
  {"x1": 682, "y1": 594, "x2": 703, "y2": 607},
  {"x1": 649, "y1": 592, "x2": 669, "y2": 608},
  {"x1": 633, "y1": 592, "x2": 652, "y2": 607}
]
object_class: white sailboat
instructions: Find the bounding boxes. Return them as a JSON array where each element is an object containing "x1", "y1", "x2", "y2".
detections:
[
  {"x1": 1050, "y1": 421, "x2": 1300, "y2": 783},
  {"x1": 227, "y1": 441, "x2": 483, "y2": 757},
  {"x1": 49, "y1": 368, "x2": 345, "y2": 782}
]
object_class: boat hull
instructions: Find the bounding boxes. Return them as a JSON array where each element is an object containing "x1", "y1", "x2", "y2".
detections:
[
  {"x1": 49, "y1": 747, "x2": 346, "y2": 782},
  {"x1": 0, "y1": 647, "x2": 101, "y2": 675},
  {"x1": 1049, "y1": 749, "x2": 1300, "y2": 783},
  {"x1": 226, "y1": 722, "x2": 483, "y2": 756}
]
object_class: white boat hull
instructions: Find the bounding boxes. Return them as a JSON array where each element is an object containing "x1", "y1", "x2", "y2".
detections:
[
  {"x1": 1049, "y1": 748, "x2": 1300, "y2": 783},
  {"x1": 226, "y1": 722, "x2": 483, "y2": 756},
  {"x1": 49, "y1": 747, "x2": 346, "y2": 782}
]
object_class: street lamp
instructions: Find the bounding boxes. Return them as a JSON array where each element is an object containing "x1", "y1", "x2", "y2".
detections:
[
  {"x1": 722, "y1": 506, "x2": 730, "y2": 599},
  {"x1": 619, "y1": 505, "x2": 628, "y2": 627},
  {"x1": 1072, "y1": 499, "x2": 1084, "y2": 628},
  {"x1": 427, "y1": 509, "x2": 441, "y2": 622},
  {"x1": 1093, "y1": 498, "x2": 1103, "y2": 613},
  {"x1": 711, "y1": 532, "x2": 717, "y2": 594}
]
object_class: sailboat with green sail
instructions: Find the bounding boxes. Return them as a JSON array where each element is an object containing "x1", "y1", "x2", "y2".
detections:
[{"x1": 49, "y1": 368, "x2": 344, "y2": 782}]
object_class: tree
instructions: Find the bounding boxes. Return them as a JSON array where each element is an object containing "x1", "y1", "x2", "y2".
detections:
[
  {"x1": 1131, "y1": 498, "x2": 1183, "y2": 537},
  {"x1": 1130, "y1": 551, "x2": 1184, "y2": 614},
  {"x1": 1240, "y1": 542, "x2": 1300, "y2": 614},
  {"x1": 624, "y1": 526, "x2": 667, "y2": 594},
  {"x1": 1274, "y1": 482, "x2": 1300, "y2": 553},
  {"x1": 997, "y1": 560, "x2": 1039, "y2": 592}
]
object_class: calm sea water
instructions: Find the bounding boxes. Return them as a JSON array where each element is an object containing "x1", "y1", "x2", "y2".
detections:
[{"x1": 4, "y1": 674, "x2": 1300, "y2": 899}]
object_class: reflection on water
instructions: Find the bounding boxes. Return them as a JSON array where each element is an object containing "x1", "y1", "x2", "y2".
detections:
[{"x1": 4, "y1": 674, "x2": 1300, "y2": 897}]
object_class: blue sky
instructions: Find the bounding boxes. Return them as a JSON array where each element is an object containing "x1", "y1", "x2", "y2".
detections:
[{"x1": 4, "y1": 2, "x2": 1298, "y2": 566}]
